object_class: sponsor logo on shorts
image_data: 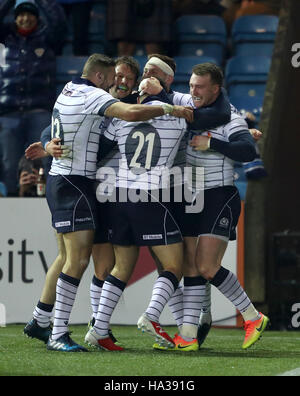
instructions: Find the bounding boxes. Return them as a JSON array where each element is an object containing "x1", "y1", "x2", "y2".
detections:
[
  {"x1": 55, "y1": 221, "x2": 71, "y2": 228},
  {"x1": 143, "y1": 234, "x2": 163, "y2": 240},
  {"x1": 75, "y1": 217, "x2": 92, "y2": 223},
  {"x1": 219, "y1": 217, "x2": 229, "y2": 228}
]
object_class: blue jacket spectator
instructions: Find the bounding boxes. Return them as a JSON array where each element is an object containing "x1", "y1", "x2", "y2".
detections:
[{"x1": 0, "y1": 0, "x2": 67, "y2": 195}]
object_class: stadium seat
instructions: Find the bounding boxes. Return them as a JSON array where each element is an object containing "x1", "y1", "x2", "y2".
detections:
[
  {"x1": 56, "y1": 56, "x2": 88, "y2": 93},
  {"x1": 175, "y1": 15, "x2": 227, "y2": 64},
  {"x1": 234, "y1": 42, "x2": 274, "y2": 57},
  {"x1": 227, "y1": 83, "x2": 266, "y2": 99},
  {"x1": 232, "y1": 15, "x2": 279, "y2": 43},
  {"x1": 174, "y1": 55, "x2": 218, "y2": 84},
  {"x1": 230, "y1": 94, "x2": 264, "y2": 124},
  {"x1": 225, "y1": 55, "x2": 271, "y2": 83},
  {"x1": 232, "y1": 15, "x2": 278, "y2": 56},
  {"x1": 176, "y1": 43, "x2": 223, "y2": 65},
  {"x1": 225, "y1": 55, "x2": 270, "y2": 98}
]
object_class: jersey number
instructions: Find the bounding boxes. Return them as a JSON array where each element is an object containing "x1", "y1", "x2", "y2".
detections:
[
  {"x1": 125, "y1": 123, "x2": 161, "y2": 173},
  {"x1": 129, "y1": 131, "x2": 155, "y2": 170},
  {"x1": 51, "y1": 109, "x2": 64, "y2": 143}
]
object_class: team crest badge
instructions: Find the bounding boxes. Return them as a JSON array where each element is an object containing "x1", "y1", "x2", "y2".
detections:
[
  {"x1": 35, "y1": 48, "x2": 45, "y2": 57},
  {"x1": 219, "y1": 217, "x2": 229, "y2": 228}
]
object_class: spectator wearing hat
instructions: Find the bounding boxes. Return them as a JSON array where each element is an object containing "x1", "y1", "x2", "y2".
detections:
[{"x1": 0, "y1": 0, "x2": 67, "y2": 196}]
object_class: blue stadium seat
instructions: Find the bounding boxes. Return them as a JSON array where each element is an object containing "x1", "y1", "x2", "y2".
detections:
[
  {"x1": 228, "y1": 84, "x2": 266, "y2": 99},
  {"x1": 225, "y1": 55, "x2": 271, "y2": 84},
  {"x1": 234, "y1": 42, "x2": 274, "y2": 57},
  {"x1": 232, "y1": 15, "x2": 279, "y2": 43},
  {"x1": 174, "y1": 55, "x2": 218, "y2": 84},
  {"x1": 232, "y1": 15, "x2": 278, "y2": 56},
  {"x1": 176, "y1": 15, "x2": 227, "y2": 44},
  {"x1": 56, "y1": 56, "x2": 88, "y2": 93},
  {"x1": 177, "y1": 43, "x2": 223, "y2": 65},
  {"x1": 175, "y1": 15, "x2": 227, "y2": 64},
  {"x1": 225, "y1": 55, "x2": 270, "y2": 98},
  {"x1": 230, "y1": 94, "x2": 264, "y2": 123}
]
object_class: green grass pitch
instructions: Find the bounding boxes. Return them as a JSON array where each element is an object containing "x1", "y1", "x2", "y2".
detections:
[{"x1": 1, "y1": 325, "x2": 300, "y2": 376}]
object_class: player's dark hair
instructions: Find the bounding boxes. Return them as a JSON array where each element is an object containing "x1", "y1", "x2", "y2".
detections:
[
  {"x1": 192, "y1": 63, "x2": 223, "y2": 87},
  {"x1": 147, "y1": 54, "x2": 177, "y2": 73},
  {"x1": 115, "y1": 56, "x2": 140, "y2": 82}
]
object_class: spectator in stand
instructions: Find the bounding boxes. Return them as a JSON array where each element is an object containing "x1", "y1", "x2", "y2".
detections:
[
  {"x1": 222, "y1": 0, "x2": 281, "y2": 30},
  {"x1": 0, "y1": 0, "x2": 67, "y2": 196},
  {"x1": 172, "y1": 0, "x2": 226, "y2": 18},
  {"x1": 18, "y1": 155, "x2": 44, "y2": 197},
  {"x1": 107, "y1": 0, "x2": 173, "y2": 56},
  {"x1": 56, "y1": 0, "x2": 92, "y2": 56}
]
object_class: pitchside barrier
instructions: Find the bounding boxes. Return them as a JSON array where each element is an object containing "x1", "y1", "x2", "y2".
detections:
[{"x1": 0, "y1": 198, "x2": 245, "y2": 327}]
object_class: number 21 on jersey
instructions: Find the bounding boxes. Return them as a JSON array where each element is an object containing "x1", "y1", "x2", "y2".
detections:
[{"x1": 125, "y1": 123, "x2": 161, "y2": 173}]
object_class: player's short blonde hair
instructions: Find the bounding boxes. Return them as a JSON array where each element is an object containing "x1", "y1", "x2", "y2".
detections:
[{"x1": 82, "y1": 54, "x2": 116, "y2": 77}]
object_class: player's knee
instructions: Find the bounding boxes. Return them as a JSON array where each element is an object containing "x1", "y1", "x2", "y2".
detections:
[
  {"x1": 198, "y1": 265, "x2": 216, "y2": 281},
  {"x1": 78, "y1": 257, "x2": 90, "y2": 274}
]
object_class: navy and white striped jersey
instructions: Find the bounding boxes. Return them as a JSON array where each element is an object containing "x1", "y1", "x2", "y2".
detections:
[
  {"x1": 169, "y1": 91, "x2": 195, "y2": 183},
  {"x1": 186, "y1": 105, "x2": 249, "y2": 190},
  {"x1": 49, "y1": 79, "x2": 118, "y2": 179},
  {"x1": 104, "y1": 100, "x2": 187, "y2": 190}
]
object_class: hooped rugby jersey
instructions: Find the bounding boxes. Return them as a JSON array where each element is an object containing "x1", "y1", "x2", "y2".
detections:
[
  {"x1": 103, "y1": 100, "x2": 187, "y2": 190},
  {"x1": 49, "y1": 79, "x2": 118, "y2": 179},
  {"x1": 186, "y1": 105, "x2": 249, "y2": 190}
]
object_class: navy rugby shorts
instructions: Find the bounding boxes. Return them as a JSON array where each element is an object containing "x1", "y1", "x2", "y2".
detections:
[
  {"x1": 107, "y1": 188, "x2": 183, "y2": 246},
  {"x1": 174, "y1": 185, "x2": 241, "y2": 241},
  {"x1": 46, "y1": 174, "x2": 98, "y2": 233}
]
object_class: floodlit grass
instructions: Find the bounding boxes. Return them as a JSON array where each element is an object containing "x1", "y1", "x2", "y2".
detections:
[{"x1": 0, "y1": 325, "x2": 300, "y2": 377}]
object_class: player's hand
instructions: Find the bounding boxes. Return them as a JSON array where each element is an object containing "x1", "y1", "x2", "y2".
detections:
[
  {"x1": 25, "y1": 141, "x2": 48, "y2": 160},
  {"x1": 45, "y1": 138, "x2": 72, "y2": 159},
  {"x1": 172, "y1": 106, "x2": 194, "y2": 123},
  {"x1": 189, "y1": 135, "x2": 211, "y2": 151},
  {"x1": 139, "y1": 77, "x2": 163, "y2": 96},
  {"x1": 249, "y1": 128, "x2": 262, "y2": 141}
]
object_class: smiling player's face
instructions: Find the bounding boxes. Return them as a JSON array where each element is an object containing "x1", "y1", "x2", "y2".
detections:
[
  {"x1": 111, "y1": 64, "x2": 137, "y2": 99},
  {"x1": 189, "y1": 73, "x2": 220, "y2": 108}
]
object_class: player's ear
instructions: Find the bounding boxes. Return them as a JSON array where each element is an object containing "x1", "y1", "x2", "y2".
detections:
[
  {"x1": 213, "y1": 84, "x2": 220, "y2": 95},
  {"x1": 166, "y1": 75, "x2": 173, "y2": 87},
  {"x1": 95, "y1": 71, "x2": 104, "y2": 85}
]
